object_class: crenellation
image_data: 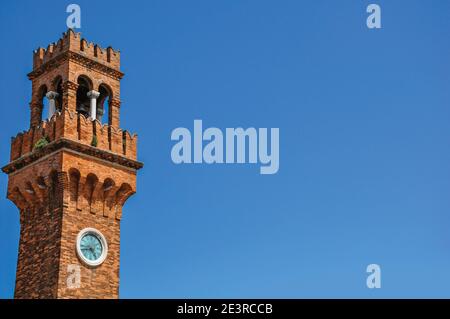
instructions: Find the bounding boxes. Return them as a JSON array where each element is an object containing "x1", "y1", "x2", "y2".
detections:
[
  {"x1": 109, "y1": 127, "x2": 123, "y2": 154},
  {"x1": 10, "y1": 134, "x2": 23, "y2": 161},
  {"x1": 33, "y1": 29, "x2": 120, "y2": 71},
  {"x1": 33, "y1": 29, "x2": 79, "y2": 70},
  {"x1": 46, "y1": 116, "x2": 57, "y2": 142},
  {"x1": 59, "y1": 107, "x2": 78, "y2": 140},
  {"x1": 21, "y1": 129, "x2": 34, "y2": 157},
  {"x1": 94, "y1": 44, "x2": 102, "y2": 58},
  {"x1": 77, "y1": 113, "x2": 93, "y2": 145},
  {"x1": 10, "y1": 107, "x2": 138, "y2": 162},
  {"x1": 31, "y1": 124, "x2": 45, "y2": 147},
  {"x1": 94, "y1": 120, "x2": 109, "y2": 150},
  {"x1": 33, "y1": 48, "x2": 45, "y2": 70},
  {"x1": 123, "y1": 131, "x2": 138, "y2": 160},
  {"x1": 79, "y1": 38, "x2": 95, "y2": 58},
  {"x1": 79, "y1": 38, "x2": 88, "y2": 52}
]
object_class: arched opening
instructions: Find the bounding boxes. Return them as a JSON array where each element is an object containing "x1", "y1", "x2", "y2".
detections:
[
  {"x1": 48, "y1": 170, "x2": 59, "y2": 209},
  {"x1": 103, "y1": 178, "x2": 114, "y2": 192},
  {"x1": 37, "y1": 85, "x2": 48, "y2": 122},
  {"x1": 85, "y1": 173, "x2": 98, "y2": 209},
  {"x1": 114, "y1": 183, "x2": 134, "y2": 219},
  {"x1": 115, "y1": 183, "x2": 134, "y2": 207},
  {"x1": 97, "y1": 84, "x2": 112, "y2": 124},
  {"x1": 53, "y1": 76, "x2": 63, "y2": 112},
  {"x1": 76, "y1": 76, "x2": 92, "y2": 117},
  {"x1": 69, "y1": 168, "x2": 81, "y2": 204},
  {"x1": 10, "y1": 187, "x2": 27, "y2": 212},
  {"x1": 102, "y1": 178, "x2": 115, "y2": 213}
]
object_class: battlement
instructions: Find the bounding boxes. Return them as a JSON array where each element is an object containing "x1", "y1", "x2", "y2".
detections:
[
  {"x1": 33, "y1": 29, "x2": 120, "y2": 70},
  {"x1": 10, "y1": 108, "x2": 137, "y2": 162}
]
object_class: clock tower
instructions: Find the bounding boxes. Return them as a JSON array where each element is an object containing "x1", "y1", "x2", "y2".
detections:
[{"x1": 2, "y1": 29, "x2": 143, "y2": 299}]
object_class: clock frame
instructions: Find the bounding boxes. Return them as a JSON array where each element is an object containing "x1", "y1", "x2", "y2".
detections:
[{"x1": 76, "y1": 228, "x2": 108, "y2": 267}]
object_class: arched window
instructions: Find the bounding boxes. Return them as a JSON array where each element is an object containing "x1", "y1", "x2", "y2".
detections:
[
  {"x1": 97, "y1": 84, "x2": 112, "y2": 124},
  {"x1": 85, "y1": 173, "x2": 99, "y2": 210},
  {"x1": 76, "y1": 76, "x2": 92, "y2": 117},
  {"x1": 37, "y1": 85, "x2": 48, "y2": 121},
  {"x1": 53, "y1": 77, "x2": 63, "y2": 112},
  {"x1": 69, "y1": 168, "x2": 81, "y2": 203}
]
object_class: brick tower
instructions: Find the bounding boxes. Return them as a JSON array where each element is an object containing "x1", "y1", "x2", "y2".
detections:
[{"x1": 2, "y1": 29, "x2": 143, "y2": 299}]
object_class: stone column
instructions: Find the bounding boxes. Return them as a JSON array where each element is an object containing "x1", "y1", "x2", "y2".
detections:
[
  {"x1": 45, "y1": 91, "x2": 59, "y2": 119},
  {"x1": 87, "y1": 90, "x2": 100, "y2": 121}
]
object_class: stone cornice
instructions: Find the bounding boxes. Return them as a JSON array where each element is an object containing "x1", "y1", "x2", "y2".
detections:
[
  {"x1": 27, "y1": 51, "x2": 124, "y2": 81},
  {"x1": 2, "y1": 138, "x2": 143, "y2": 175}
]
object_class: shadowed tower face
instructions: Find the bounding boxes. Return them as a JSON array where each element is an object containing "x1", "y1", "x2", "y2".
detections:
[{"x1": 2, "y1": 29, "x2": 143, "y2": 299}]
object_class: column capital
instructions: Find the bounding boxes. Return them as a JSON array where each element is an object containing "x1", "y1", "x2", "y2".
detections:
[
  {"x1": 45, "y1": 91, "x2": 59, "y2": 100},
  {"x1": 87, "y1": 90, "x2": 100, "y2": 99}
]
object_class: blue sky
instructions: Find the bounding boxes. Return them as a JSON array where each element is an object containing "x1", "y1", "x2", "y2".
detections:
[{"x1": 1, "y1": 0, "x2": 450, "y2": 298}]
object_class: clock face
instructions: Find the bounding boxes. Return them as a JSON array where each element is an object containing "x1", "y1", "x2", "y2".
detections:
[
  {"x1": 80, "y1": 233, "x2": 103, "y2": 261},
  {"x1": 76, "y1": 228, "x2": 108, "y2": 267}
]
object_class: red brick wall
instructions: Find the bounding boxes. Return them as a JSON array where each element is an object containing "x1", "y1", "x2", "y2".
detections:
[
  {"x1": 5, "y1": 30, "x2": 141, "y2": 299},
  {"x1": 7, "y1": 150, "x2": 137, "y2": 299}
]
